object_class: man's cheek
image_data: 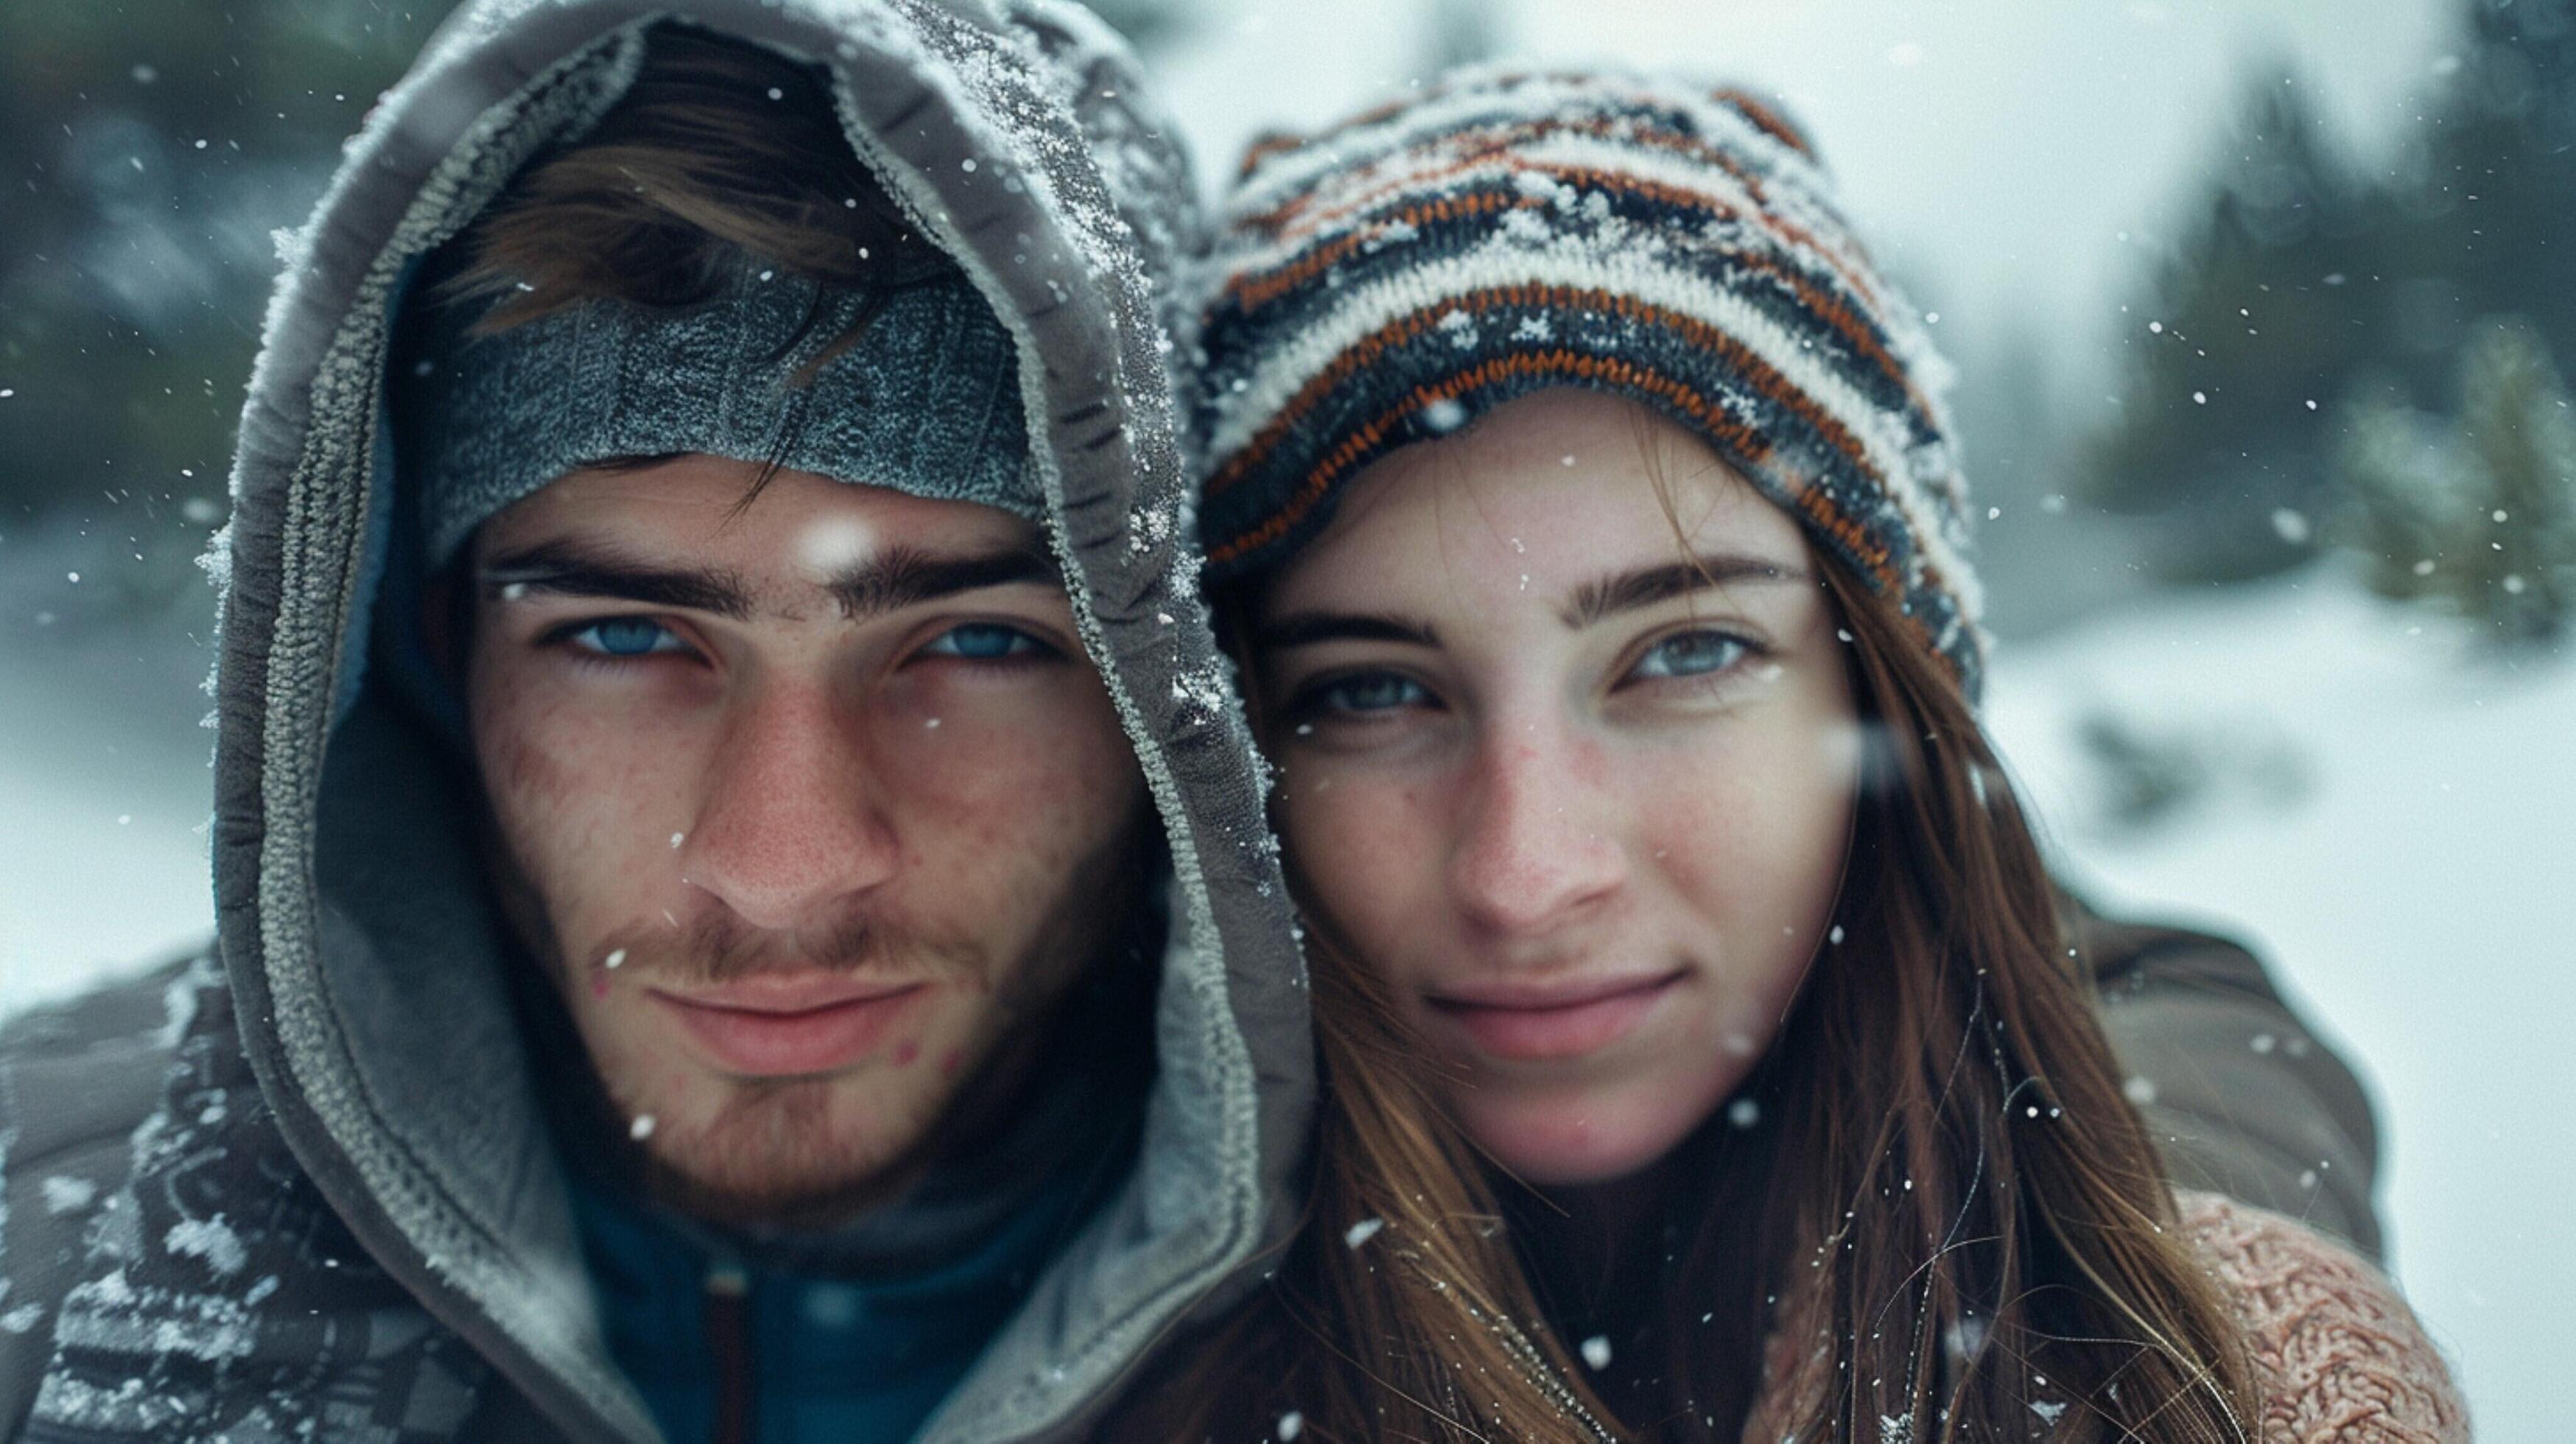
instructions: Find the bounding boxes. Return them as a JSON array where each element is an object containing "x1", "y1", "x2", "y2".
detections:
[{"x1": 485, "y1": 715, "x2": 580, "y2": 814}]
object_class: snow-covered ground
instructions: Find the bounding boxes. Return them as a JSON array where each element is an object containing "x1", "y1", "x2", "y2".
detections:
[
  {"x1": 0, "y1": 570, "x2": 218, "y2": 1014},
  {"x1": 1, "y1": 570, "x2": 2560, "y2": 1431},
  {"x1": 1984, "y1": 574, "x2": 2571, "y2": 1441}
]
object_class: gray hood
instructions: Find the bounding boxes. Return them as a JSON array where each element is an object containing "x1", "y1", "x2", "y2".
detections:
[{"x1": 202, "y1": 1, "x2": 1309, "y2": 1438}]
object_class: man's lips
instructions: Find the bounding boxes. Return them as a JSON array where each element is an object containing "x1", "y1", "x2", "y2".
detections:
[
  {"x1": 1423, "y1": 969, "x2": 1686, "y2": 1062},
  {"x1": 647, "y1": 973, "x2": 928, "y2": 1077}
]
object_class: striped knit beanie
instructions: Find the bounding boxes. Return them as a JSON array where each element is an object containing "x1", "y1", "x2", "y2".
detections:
[{"x1": 1191, "y1": 68, "x2": 1987, "y2": 695}]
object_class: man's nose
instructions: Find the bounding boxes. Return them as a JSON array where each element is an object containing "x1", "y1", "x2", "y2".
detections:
[
  {"x1": 1445, "y1": 721, "x2": 1626, "y2": 938},
  {"x1": 680, "y1": 681, "x2": 901, "y2": 930}
]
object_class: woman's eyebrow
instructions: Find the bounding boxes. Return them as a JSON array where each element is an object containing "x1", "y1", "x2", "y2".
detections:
[
  {"x1": 1562, "y1": 552, "x2": 1811, "y2": 628},
  {"x1": 1252, "y1": 611, "x2": 1442, "y2": 652}
]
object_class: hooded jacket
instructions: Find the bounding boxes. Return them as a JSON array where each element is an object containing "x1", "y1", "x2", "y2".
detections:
[{"x1": 0, "y1": 1, "x2": 1311, "y2": 1438}]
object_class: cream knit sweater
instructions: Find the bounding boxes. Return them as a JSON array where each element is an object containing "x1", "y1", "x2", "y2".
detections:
[{"x1": 1744, "y1": 1192, "x2": 2468, "y2": 1441}]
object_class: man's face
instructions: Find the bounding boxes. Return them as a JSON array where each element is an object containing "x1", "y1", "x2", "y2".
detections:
[{"x1": 463, "y1": 456, "x2": 1148, "y2": 1222}]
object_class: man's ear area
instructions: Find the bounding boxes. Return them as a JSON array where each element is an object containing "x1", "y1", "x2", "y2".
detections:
[
  {"x1": 415, "y1": 459, "x2": 622, "y2": 685},
  {"x1": 420, "y1": 561, "x2": 468, "y2": 684},
  {"x1": 422, "y1": 514, "x2": 506, "y2": 685}
]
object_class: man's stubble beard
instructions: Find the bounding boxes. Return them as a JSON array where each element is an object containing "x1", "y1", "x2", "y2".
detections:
[{"x1": 482, "y1": 807, "x2": 1153, "y2": 1230}]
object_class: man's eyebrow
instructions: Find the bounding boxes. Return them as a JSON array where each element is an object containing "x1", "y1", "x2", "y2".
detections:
[
  {"x1": 1252, "y1": 611, "x2": 1442, "y2": 652},
  {"x1": 480, "y1": 539, "x2": 753, "y2": 620},
  {"x1": 826, "y1": 542, "x2": 1062, "y2": 619},
  {"x1": 1561, "y1": 553, "x2": 1811, "y2": 629}
]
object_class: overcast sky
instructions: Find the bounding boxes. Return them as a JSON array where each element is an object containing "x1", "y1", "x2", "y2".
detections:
[{"x1": 1157, "y1": 0, "x2": 2463, "y2": 406}]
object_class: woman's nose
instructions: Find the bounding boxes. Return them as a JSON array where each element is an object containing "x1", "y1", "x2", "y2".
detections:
[
  {"x1": 678, "y1": 681, "x2": 902, "y2": 931},
  {"x1": 1445, "y1": 723, "x2": 1626, "y2": 937}
]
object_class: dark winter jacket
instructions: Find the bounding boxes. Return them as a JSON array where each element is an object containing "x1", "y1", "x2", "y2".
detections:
[
  {"x1": 2074, "y1": 895, "x2": 2382, "y2": 1258},
  {"x1": 0, "y1": 1, "x2": 1313, "y2": 1439}
]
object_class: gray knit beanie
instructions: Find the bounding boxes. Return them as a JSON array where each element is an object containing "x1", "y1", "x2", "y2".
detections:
[{"x1": 399, "y1": 256, "x2": 1033, "y2": 571}]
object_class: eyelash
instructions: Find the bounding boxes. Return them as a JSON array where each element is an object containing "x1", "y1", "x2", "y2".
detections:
[
  {"x1": 1279, "y1": 627, "x2": 1769, "y2": 727},
  {"x1": 550, "y1": 617, "x2": 689, "y2": 663},
  {"x1": 1287, "y1": 671, "x2": 1436, "y2": 721},
  {"x1": 1626, "y1": 628, "x2": 1762, "y2": 683},
  {"x1": 541, "y1": 617, "x2": 1060, "y2": 670},
  {"x1": 915, "y1": 622, "x2": 1056, "y2": 667}
]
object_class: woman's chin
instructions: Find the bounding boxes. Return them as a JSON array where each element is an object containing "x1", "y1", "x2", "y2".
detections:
[{"x1": 1456, "y1": 1086, "x2": 1712, "y2": 1188}]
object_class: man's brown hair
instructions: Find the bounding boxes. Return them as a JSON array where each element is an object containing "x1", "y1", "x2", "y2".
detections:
[{"x1": 444, "y1": 25, "x2": 950, "y2": 365}]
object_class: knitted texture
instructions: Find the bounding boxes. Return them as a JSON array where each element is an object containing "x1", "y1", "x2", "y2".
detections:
[
  {"x1": 1741, "y1": 1192, "x2": 2468, "y2": 1442},
  {"x1": 1190, "y1": 68, "x2": 1986, "y2": 693},
  {"x1": 401, "y1": 262, "x2": 1032, "y2": 570},
  {"x1": 2179, "y1": 1192, "x2": 2471, "y2": 1442}
]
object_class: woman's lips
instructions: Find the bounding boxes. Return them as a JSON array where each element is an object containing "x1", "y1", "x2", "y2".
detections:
[
  {"x1": 649, "y1": 975, "x2": 927, "y2": 1077},
  {"x1": 1424, "y1": 970, "x2": 1685, "y2": 1062}
]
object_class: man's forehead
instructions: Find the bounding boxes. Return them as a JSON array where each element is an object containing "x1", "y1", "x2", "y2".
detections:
[
  {"x1": 475, "y1": 458, "x2": 1061, "y2": 618},
  {"x1": 493, "y1": 459, "x2": 1040, "y2": 555}
]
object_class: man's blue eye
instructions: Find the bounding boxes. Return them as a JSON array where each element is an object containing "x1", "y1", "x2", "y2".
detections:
[
  {"x1": 572, "y1": 617, "x2": 680, "y2": 657},
  {"x1": 1318, "y1": 673, "x2": 1429, "y2": 714},
  {"x1": 1630, "y1": 631, "x2": 1749, "y2": 681},
  {"x1": 924, "y1": 623, "x2": 1042, "y2": 661}
]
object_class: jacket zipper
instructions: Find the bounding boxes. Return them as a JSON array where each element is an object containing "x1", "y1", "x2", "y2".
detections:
[{"x1": 705, "y1": 1261, "x2": 754, "y2": 1444}]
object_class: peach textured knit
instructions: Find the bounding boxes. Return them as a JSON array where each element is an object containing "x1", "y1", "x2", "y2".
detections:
[{"x1": 1744, "y1": 1192, "x2": 2467, "y2": 1441}]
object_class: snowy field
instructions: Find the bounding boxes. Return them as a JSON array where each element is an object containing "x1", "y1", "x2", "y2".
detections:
[{"x1": 1, "y1": 572, "x2": 2563, "y2": 1433}]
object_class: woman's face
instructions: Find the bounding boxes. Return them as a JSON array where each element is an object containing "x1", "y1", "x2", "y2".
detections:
[{"x1": 1252, "y1": 389, "x2": 1861, "y2": 1186}]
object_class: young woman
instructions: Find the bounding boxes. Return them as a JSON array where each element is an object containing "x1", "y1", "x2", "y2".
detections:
[{"x1": 1123, "y1": 70, "x2": 2464, "y2": 1442}]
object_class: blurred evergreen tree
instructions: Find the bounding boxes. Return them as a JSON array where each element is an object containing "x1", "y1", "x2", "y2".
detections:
[
  {"x1": 2088, "y1": 0, "x2": 2576, "y2": 591},
  {"x1": 2338, "y1": 319, "x2": 2576, "y2": 647},
  {"x1": 2392, "y1": 0, "x2": 2576, "y2": 358},
  {"x1": 0, "y1": 0, "x2": 1192, "y2": 608},
  {"x1": 2085, "y1": 65, "x2": 2373, "y2": 582},
  {"x1": 2339, "y1": 385, "x2": 2466, "y2": 603},
  {"x1": 2449, "y1": 320, "x2": 2576, "y2": 644},
  {"x1": 0, "y1": 0, "x2": 457, "y2": 606}
]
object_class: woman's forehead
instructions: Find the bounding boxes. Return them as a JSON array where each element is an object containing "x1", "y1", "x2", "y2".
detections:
[{"x1": 1266, "y1": 391, "x2": 1811, "y2": 611}]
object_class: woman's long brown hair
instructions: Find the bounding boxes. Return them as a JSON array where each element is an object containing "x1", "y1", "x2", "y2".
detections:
[
  {"x1": 1113, "y1": 525, "x2": 2260, "y2": 1443},
  {"x1": 1551, "y1": 556, "x2": 2260, "y2": 1441}
]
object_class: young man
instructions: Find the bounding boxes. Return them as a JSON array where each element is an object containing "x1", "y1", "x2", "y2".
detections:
[{"x1": 0, "y1": 4, "x2": 1308, "y2": 1440}]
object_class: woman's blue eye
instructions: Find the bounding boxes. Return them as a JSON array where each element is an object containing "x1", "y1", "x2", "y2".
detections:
[
  {"x1": 1630, "y1": 631, "x2": 1749, "y2": 682},
  {"x1": 1316, "y1": 672, "x2": 1431, "y2": 715},
  {"x1": 570, "y1": 617, "x2": 681, "y2": 658},
  {"x1": 923, "y1": 623, "x2": 1042, "y2": 661}
]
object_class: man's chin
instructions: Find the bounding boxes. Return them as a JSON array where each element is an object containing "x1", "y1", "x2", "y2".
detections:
[{"x1": 631, "y1": 1076, "x2": 936, "y2": 1228}]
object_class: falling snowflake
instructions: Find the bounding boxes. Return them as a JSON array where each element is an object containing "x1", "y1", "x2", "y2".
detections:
[{"x1": 41, "y1": 1177, "x2": 98, "y2": 1216}]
